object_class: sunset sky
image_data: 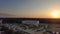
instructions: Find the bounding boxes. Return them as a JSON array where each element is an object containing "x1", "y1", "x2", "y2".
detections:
[{"x1": 0, "y1": 0, "x2": 60, "y2": 18}]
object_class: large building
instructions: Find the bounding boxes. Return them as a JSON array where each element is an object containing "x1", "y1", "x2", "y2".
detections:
[{"x1": 22, "y1": 20, "x2": 39, "y2": 26}]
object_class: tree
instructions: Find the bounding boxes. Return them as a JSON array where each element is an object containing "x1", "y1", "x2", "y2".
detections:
[{"x1": 1, "y1": 26, "x2": 14, "y2": 34}]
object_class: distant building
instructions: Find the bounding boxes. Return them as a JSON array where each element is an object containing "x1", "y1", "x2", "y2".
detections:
[{"x1": 0, "y1": 19, "x2": 3, "y2": 26}]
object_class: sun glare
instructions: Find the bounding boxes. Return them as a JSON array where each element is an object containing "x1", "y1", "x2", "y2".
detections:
[{"x1": 51, "y1": 10, "x2": 59, "y2": 18}]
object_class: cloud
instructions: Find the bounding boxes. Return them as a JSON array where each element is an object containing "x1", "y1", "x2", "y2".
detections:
[{"x1": 0, "y1": 13, "x2": 16, "y2": 18}]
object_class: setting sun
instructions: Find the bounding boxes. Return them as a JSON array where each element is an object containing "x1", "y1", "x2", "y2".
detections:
[
  {"x1": 53, "y1": 12, "x2": 59, "y2": 17},
  {"x1": 51, "y1": 10, "x2": 59, "y2": 18}
]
